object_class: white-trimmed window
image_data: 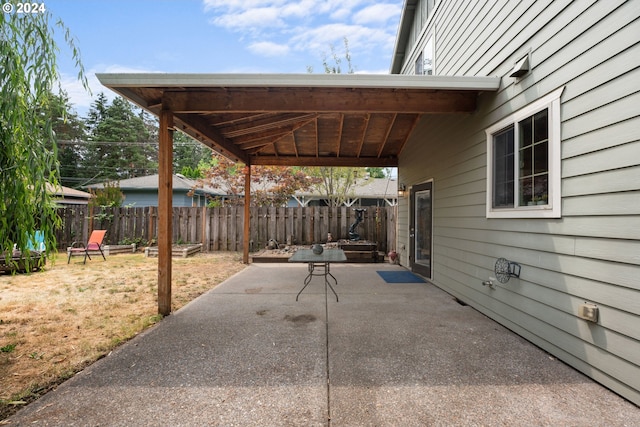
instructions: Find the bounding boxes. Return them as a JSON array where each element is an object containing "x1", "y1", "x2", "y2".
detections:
[
  {"x1": 414, "y1": 34, "x2": 435, "y2": 75},
  {"x1": 415, "y1": 52, "x2": 424, "y2": 75},
  {"x1": 486, "y1": 87, "x2": 564, "y2": 218},
  {"x1": 423, "y1": 35, "x2": 434, "y2": 75}
]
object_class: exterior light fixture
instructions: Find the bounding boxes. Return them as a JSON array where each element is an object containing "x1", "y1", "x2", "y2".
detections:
[{"x1": 398, "y1": 183, "x2": 407, "y2": 197}]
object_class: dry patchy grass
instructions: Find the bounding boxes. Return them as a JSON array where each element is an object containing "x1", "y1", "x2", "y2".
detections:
[{"x1": 0, "y1": 251, "x2": 245, "y2": 419}]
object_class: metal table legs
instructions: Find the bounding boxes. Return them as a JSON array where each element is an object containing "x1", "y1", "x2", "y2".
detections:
[{"x1": 296, "y1": 262, "x2": 339, "y2": 302}]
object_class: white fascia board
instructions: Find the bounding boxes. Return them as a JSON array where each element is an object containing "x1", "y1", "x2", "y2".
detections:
[{"x1": 96, "y1": 73, "x2": 500, "y2": 92}]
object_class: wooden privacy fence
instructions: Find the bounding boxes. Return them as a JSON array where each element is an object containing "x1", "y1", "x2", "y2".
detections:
[{"x1": 55, "y1": 206, "x2": 397, "y2": 254}]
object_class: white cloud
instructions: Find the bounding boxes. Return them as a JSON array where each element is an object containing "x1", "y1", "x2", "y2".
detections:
[
  {"x1": 279, "y1": 1, "x2": 315, "y2": 19},
  {"x1": 58, "y1": 73, "x2": 96, "y2": 114},
  {"x1": 101, "y1": 65, "x2": 159, "y2": 74},
  {"x1": 203, "y1": 0, "x2": 288, "y2": 12},
  {"x1": 353, "y1": 4, "x2": 402, "y2": 25},
  {"x1": 202, "y1": 0, "x2": 391, "y2": 33},
  {"x1": 323, "y1": 0, "x2": 368, "y2": 19},
  {"x1": 202, "y1": 0, "x2": 402, "y2": 68},
  {"x1": 248, "y1": 41, "x2": 290, "y2": 57},
  {"x1": 355, "y1": 67, "x2": 390, "y2": 75},
  {"x1": 59, "y1": 65, "x2": 159, "y2": 116},
  {"x1": 212, "y1": 7, "x2": 285, "y2": 30},
  {"x1": 291, "y1": 23, "x2": 394, "y2": 55}
]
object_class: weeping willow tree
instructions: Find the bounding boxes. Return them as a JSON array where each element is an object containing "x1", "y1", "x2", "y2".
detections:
[{"x1": 0, "y1": 11, "x2": 87, "y2": 265}]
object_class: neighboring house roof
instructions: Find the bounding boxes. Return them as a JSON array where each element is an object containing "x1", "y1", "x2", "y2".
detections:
[
  {"x1": 84, "y1": 174, "x2": 397, "y2": 206},
  {"x1": 86, "y1": 174, "x2": 222, "y2": 195},
  {"x1": 297, "y1": 177, "x2": 398, "y2": 199},
  {"x1": 47, "y1": 183, "x2": 92, "y2": 205},
  {"x1": 292, "y1": 177, "x2": 399, "y2": 206},
  {"x1": 354, "y1": 177, "x2": 399, "y2": 199}
]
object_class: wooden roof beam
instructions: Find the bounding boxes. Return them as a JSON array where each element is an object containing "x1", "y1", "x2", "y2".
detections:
[
  {"x1": 250, "y1": 155, "x2": 398, "y2": 167},
  {"x1": 174, "y1": 113, "x2": 249, "y2": 164},
  {"x1": 162, "y1": 89, "x2": 478, "y2": 114}
]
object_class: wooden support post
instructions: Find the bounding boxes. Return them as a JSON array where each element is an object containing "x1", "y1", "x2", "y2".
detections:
[
  {"x1": 243, "y1": 164, "x2": 251, "y2": 264},
  {"x1": 201, "y1": 206, "x2": 206, "y2": 249},
  {"x1": 158, "y1": 110, "x2": 173, "y2": 315}
]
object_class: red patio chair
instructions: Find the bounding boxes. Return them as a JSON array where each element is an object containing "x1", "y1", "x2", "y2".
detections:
[{"x1": 67, "y1": 230, "x2": 107, "y2": 264}]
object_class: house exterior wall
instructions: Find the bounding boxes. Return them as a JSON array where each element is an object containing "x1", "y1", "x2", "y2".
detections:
[
  {"x1": 122, "y1": 190, "x2": 201, "y2": 208},
  {"x1": 396, "y1": 0, "x2": 640, "y2": 405}
]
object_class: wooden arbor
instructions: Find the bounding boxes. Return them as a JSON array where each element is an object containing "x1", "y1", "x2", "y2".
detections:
[{"x1": 97, "y1": 73, "x2": 500, "y2": 315}]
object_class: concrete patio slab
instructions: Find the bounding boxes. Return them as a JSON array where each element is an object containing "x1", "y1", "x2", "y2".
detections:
[{"x1": 8, "y1": 263, "x2": 640, "y2": 426}]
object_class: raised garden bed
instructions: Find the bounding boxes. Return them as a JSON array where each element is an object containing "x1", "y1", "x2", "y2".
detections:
[
  {"x1": 144, "y1": 243, "x2": 203, "y2": 258},
  {"x1": 250, "y1": 249, "x2": 293, "y2": 263},
  {"x1": 103, "y1": 244, "x2": 137, "y2": 256},
  {"x1": 339, "y1": 241, "x2": 379, "y2": 263},
  {"x1": 0, "y1": 251, "x2": 46, "y2": 274}
]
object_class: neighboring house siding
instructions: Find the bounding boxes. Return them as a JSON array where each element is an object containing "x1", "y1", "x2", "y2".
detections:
[
  {"x1": 123, "y1": 191, "x2": 197, "y2": 208},
  {"x1": 88, "y1": 175, "x2": 215, "y2": 208},
  {"x1": 122, "y1": 191, "x2": 160, "y2": 207},
  {"x1": 397, "y1": 0, "x2": 640, "y2": 405}
]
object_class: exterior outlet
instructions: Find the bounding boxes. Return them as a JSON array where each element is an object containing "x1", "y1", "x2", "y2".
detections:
[{"x1": 578, "y1": 303, "x2": 599, "y2": 323}]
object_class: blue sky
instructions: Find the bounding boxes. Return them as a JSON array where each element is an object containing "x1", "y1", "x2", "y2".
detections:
[{"x1": 45, "y1": 0, "x2": 404, "y2": 115}]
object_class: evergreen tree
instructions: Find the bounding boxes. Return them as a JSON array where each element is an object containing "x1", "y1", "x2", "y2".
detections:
[
  {"x1": 173, "y1": 131, "x2": 211, "y2": 173},
  {"x1": 85, "y1": 92, "x2": 109, "y2": 136},
  {"x1": 45, "y1": 91, "x2": 87, "y2": 188},
  {"x1": 83, "y1": 96, "x2": 154, "y2": 182},
  {"x1": 60, "y1": 96, "x2": 209, "y2": 185}
]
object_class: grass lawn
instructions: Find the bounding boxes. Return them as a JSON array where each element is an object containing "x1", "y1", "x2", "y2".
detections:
[{"x1": 0, "y1": 251, "x2": 245, "y2": 420}]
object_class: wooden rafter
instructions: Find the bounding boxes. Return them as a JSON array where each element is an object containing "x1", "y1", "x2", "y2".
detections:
[
  {"x1": 210, "y1": 112, "x2": 278, "y2": 127},
  {"x1": 336, "y1": 113, "x2": 344, "y2": 158},
  {"x1": 357, "y1": 113, "x2": 371, "y2": 157},
  {"x1": 174, "y1": 113, "x2": 248, "y2": 164},
  {"x1": 294, "y1": 126, "x2": 300, "y2": 158},
  {"x1": 221, "y1": 113, "x2": 317, "y2": 138},
  {"x1": 232, "y1": 115, "x2": 317, "y2": 146},
  {"x1": 378, "y1": 113, "x2": 397, "y2": 159},
  {"x1": 396, "y1": 114, "x2": 422, "y2": 155}
]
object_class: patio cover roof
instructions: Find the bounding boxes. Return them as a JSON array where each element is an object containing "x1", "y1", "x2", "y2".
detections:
[
  {"x1": 96, "y1": 73, "x2": 500, "y2": 168},
  {"x1": 96, "y1": 72, "x2": 500, "y2": 315}
]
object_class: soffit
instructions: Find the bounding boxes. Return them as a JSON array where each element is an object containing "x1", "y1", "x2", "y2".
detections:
[{"x1": 97, "y1": 73, "x2": 500, "y2": 167}]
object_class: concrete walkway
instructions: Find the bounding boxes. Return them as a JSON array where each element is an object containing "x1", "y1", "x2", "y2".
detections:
[{"x1": 8, "y1": 263, "x2": 640, "y2": 426}]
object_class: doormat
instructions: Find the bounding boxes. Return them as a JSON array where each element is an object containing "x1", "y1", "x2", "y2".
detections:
[{"x1": 376, "y1": 270, "x2": 426, "y2": 283}]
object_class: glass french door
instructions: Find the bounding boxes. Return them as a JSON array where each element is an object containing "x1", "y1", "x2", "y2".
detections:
[{"x1": 409, "y1": 181, "x2": 433, "y2": 279}]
